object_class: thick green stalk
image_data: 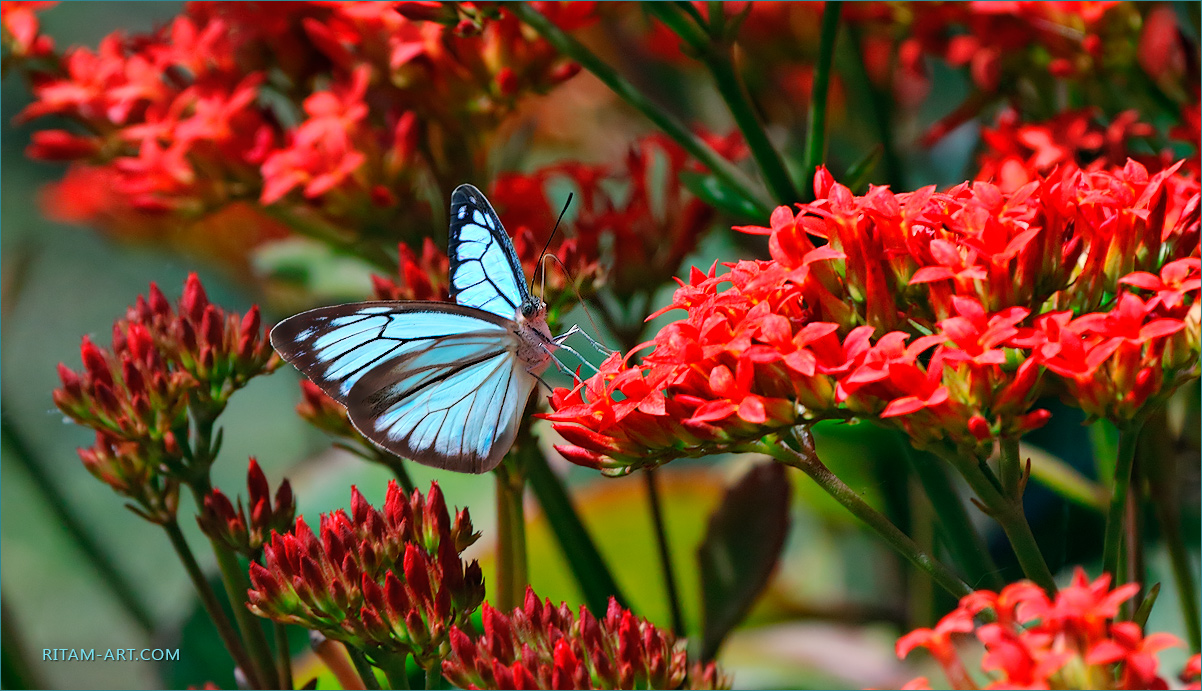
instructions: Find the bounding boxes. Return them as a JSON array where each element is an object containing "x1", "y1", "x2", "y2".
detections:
[
  {"x1": 934, "y1": 445, "x2": 1057, "y2": 593},
  {"x1": 0, "y1": 411, "x2": 157, "y2": 634},
  {"x1": 999, "y1": 436, "x2": 1023, "y2": 499},
  {"x1": 762, "y1": 432, "x2": 972, "y2": 598},
  {"x1": 162, "y1": 520, "x2": 261, "y2": 687},
  {"x1": 643, "y1": 469, "x2": 686, "y2": 635},
  {"x1": 274, "y1": 622, "x2": 294, "y2": 690},
  {"x1": 210, "y1": 537, "x2": 281, "y2": 689},
  {"x1": 645, "y1": 3, "x2": 799, "y2": 204},
  {"x1": 346, "y1": 647, "x2": 382, "y2": 691},
  {"x1": 425, "y1": 663, "x2": 442, "y2": 690},
  {"x1": 493, "y1": 464, "x2": 528, "y2": 612},
  {"x1": 524, "y1": 449, "x2": 630, "y2": 612},
  {"x1": 509, "y1": 1, "x2": 773, "y2": 218},
  {"x1": 1102, "y1": 419, "x2": 1145, "y2": 581},
  {"x1": 846, "y1": 24, "x2": 904, "y2": 189},
  {"x1": 380, "y1": 652, "x2": 411, "y2": 690},
  {"x1": 801, "y1": 1, "x2": 843, "y2": 202},
  {"x1": 1141, "y1": 409, "x2": 1201, "y2": 650},
  {"x1": 904, "y1": 445, "x2": 1004, "y2": 590}
]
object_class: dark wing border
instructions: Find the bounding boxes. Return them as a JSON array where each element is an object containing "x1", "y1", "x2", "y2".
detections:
[{"x1": 448, "y1": 183, "x2": 532, "y2": 307}]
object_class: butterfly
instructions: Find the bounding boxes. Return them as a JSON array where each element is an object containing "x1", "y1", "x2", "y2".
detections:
[{"x1": 271, "y1": 184, "x2": 581, "y2": 474}]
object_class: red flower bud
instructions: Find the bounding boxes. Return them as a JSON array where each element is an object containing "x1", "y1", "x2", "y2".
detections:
[{"x1": 181, "y1": 272, "x2": 209, "y2": 323}]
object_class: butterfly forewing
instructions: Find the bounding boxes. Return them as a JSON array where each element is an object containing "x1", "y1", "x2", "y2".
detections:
[{"x1": 448, "y1": 184, "x2": 531, "y2": 320}]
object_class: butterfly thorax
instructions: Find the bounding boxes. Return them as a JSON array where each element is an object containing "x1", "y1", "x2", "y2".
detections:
[{"x1": 514, "y1": 299, "x2": 555, "y2": 374}]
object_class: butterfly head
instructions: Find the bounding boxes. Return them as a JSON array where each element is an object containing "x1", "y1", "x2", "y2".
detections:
[{"x1": 520, "y1": 295, "x2": 546, "y2": 322}]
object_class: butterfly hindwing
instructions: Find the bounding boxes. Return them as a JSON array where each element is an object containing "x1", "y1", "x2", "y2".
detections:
[
  {"x1": 448, "y1": 184, "x2": 531, "y2": 319},
  {"x1": 347, "y1": 342, "x2": 534, "y2": 474}
]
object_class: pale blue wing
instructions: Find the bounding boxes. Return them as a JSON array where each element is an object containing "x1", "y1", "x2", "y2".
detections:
[
  {"x1": 348, "y1": 342, "x2": 535, "y2": 474},
  {"x1": 270, "y1": 301, "x2": 536, "y2": 473},
  {"x1": 448, "y1": 184, "x2": 532, "y2": 319}
]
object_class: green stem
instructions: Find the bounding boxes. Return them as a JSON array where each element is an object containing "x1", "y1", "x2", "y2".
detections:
[
  {"x1": 801, "y1": 1, "x2": 842, "y2": 202},
  {"x1": 0, "y1": 410, "x2": 157, "y2": 635},
  {"x1": 275, "y1": 622, "x2": 294, "y2": 690},
  {"x1": 210, "y1": 536, "x2": 281, "y2": 689},
  {"x1": 380, "y1": 652, "x2": 411, "y2": 690},
  {"x1": 425, "y1": 663, "x2": 442, "y2": 690},
  {"x1": 934, "y1": 445, "x2": 1058, "y2": 593},
  {"x1": 162, "y1": 520, "x2": 261, "y2": 687},
  {"x1": 646, "y1": 3, "x2": 799, "y2": 204},
  {"x1": 908, "y1": 477, "x2": 936, "y2": 627},
  {"x1": 1103, "y1": 419, "x2": 1145, "y2": 581},
  {"x1": 346, "y1": 647, "x2": 382, "y2": 690},
  {"x1": 509, "y1": 1, "x2": 773, "y2": 219},
  {"x1": 493, "y1": 464, "x2": 528, "y2": 612},
  {"x1": 846, "y1": 25, "x2": 904, "y2": 189},
  {"x1": 1141, "y1": 409, "x2": 1201, "y2": 651},
  {"x1": 643, "y1": 469, "x2": 686, "y2": 635},
  {"x1": 904, "y1": 445, "x2": 1004, "y2": 590},
  {"x1": 2, "y1": 594, "x2": 48, "y2": 690},
  {"x1": 525, "y1": 448, "x2": 630, "y2": 612},
  {"x1": 762, "y1": 431, "x2": 972, "y2": 598},
  {"x1": 999, "y1": 436, "x2": 1023, "y2": 500}
]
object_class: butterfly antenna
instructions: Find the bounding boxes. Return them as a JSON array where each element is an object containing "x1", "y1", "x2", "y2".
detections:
[{"x1": 533, "y1": 192, "x2": 574, "y2": 293}]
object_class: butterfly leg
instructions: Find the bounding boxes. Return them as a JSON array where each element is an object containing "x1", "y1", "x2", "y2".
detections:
[
  {"x1": 551, "y1": 341, "x2": 601, "y2": 376},
  {"x1": 537, "y1": 343, "x2": 586, "y2": 384},
  {"x1": 554, "y1": 324, "x2": 615, "y2": 356}
]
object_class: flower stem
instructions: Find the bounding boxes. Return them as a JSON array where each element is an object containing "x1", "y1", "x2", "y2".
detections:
[
  {"x1": 0, "y1": 410, "x2": 157, "y2": 634},
  {"x1": 802, "y1": 1, "x2": 842, "y2": 202},
  {"x1": 524, "y1": 446, "x2": 630, "y2": 612},
  {"x1": 645, "y1": 3, "x2": 799, "y2": 204},
  {"x1": 1103, "y1": 418, "x2": 1146, "y2": 582},
  {"x1": 493, "y1": 462, "x2": 528, "y2": 612},
  {"x1": 162, "y1": 520, "x2": 260, "y2": 687},
  {"x1": 934, "y1": 445, "x2": 1057, "y2": 593},
  {"x1": 999, "y1": 436, "x2": 1023, "y2": 499},
  {"x1": 643, "y1": 469, "x2": 686, "y2": 635},
  {"x1": 346, "y1": 647, "x2": 381, "y2": 691},
  {"x1": 425, "y1": 662, "x2": 441, "y2": 690},
  {"x1": 846, "y1": 24, "x2": 904, "y2": 189},
  {"x1": 380, "y1": 652, "x2": 411, "y2": 690},
  {"x1": 274, "y1": 622, "x2": 294, "y2": 690},
  {"x1": 209, "y1": 536, "x2": 281, "y2": 689},
  {"x1": 509, "y1": 1, "x2": 773, "y2": 219},
  {"x1": 1141, "y1": 408, "x2": 1201, "y2": 651},
  {"x1": 903, "y1": 444, "x2": 1004, "y2": 590},
  {"x1": 763, "y1": 430, "x2": 972, "y2": 598}
]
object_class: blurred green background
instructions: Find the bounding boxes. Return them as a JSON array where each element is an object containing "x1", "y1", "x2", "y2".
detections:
[{"x1": 2, "y1": 4, "x2": 1197, "y2": 690}]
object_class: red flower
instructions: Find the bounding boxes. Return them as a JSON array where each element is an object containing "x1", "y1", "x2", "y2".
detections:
[
  {"x1": 247, "y1": 481, "x2": 484, "y2": 669},
  {"x1": 0, "y1": 1, "x2": 56, "y2": 59},
  {"x1": 442, "y1": 586, "x2": 728, "y2": 690},
  {"x1": 197, "y1": 458, "x2": 295, "y2": 558},
  {"x1": 898, "y1": 568, "x2": 1181, "y2": 690},
  {"x1": 53, "y1": 274, "x2": 278, "y2": 520}
]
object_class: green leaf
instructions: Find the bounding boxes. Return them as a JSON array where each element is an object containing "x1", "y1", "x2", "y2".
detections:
[
  {"x1": 1133, "y1": 582, "x2": 1160, "y2": 630},
  {"x1": 697, "y1": 462, "x2": 791, "y2": 661},
  {"x1": 680, "y1": 169, "x2": 768, "y2": 223},
  {"x1": 843, "y1": 145, "x2": 883, "y2": 194}
]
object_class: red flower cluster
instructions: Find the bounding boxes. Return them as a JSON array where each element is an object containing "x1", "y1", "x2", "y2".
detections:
[
  {"x1": 1184, "y1": 653, "x2": 1202, "y2": 690},
  {"x1": 897, "y1": 568, "x2": 1183, "y2": 689},
  {"x1": 53, "y1": 273, "x2": 279, "y2": 520},
  {"x1": 546, "y1": 163, "x2": 1200, "y2": 473},
  {"x1": 0, "y1": 0, "x2": 55, "y2": 61},
  {"x1": 247, "y1": 481, "x2": 484, "y2": 668},
  {"x1": 442, "y1": 586, "x2": 727, "y2": 690},
  {"x1": 14, "y1": 2, "x2": 593, "y2": 260},
  {"x1": 976, "y1": 107, "x2": 1201, "y2": 193},
  {"x1": 197, "y1": 458, "x2": 295, "y2": 559}
]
